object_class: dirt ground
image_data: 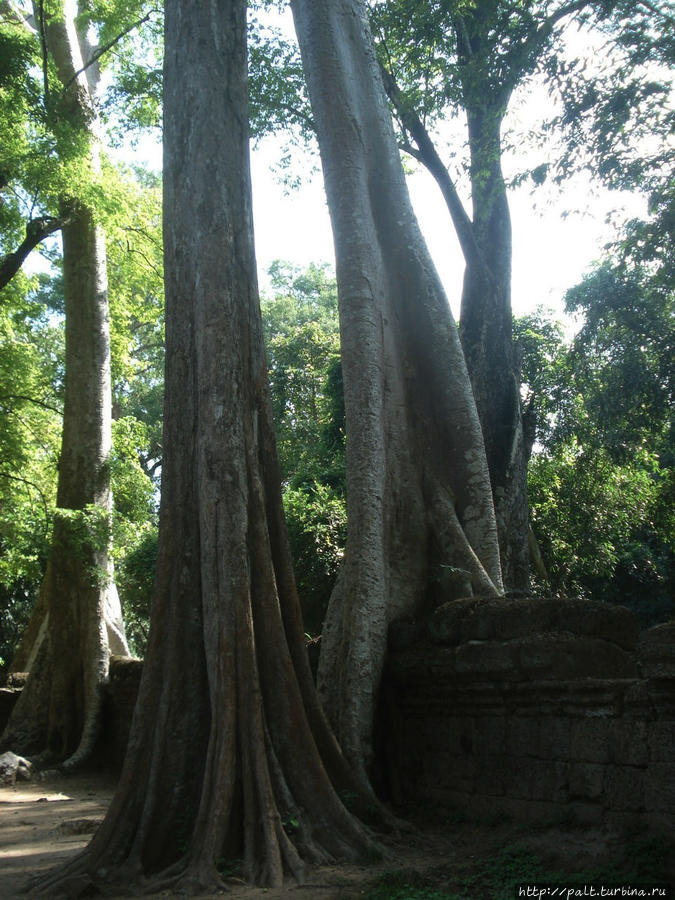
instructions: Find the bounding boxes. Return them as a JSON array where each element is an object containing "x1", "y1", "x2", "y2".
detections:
[{"x1": 1, "y1": 770, "x2": 672, "y2": 899}]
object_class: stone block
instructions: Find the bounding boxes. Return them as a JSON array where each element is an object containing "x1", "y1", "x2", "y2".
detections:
[
  {"x1": 569, "y1": 801, "x2": 604, "y2": 825},
  {"x1": 0, "y1": 751, "x2": 32, "y2": 785},
  {"x1": 459, "y1": 603, "x2": 498, "y2": 642},
  {"x1": 538, "y1": 716, "x2": 572, "y2": 760},
  {"x1": 517, "y1": 634, "x2": 638, "y2": 680},
  {"x1": 604, "y1": 810, "x2": 648, "y2": 831},
  {"x1": 473, "y1": 716, "x2": 506, "y2": 755},
  {"x1": 529, "y1": 759, "x2": 570, "y2": 803},
  {"x1": 506, "y1": 717, "x2": 539, "y2": 758},
  {"x1": 644, "y1": 762, "x2": 675, "y2": 813},
  {"x1": 447, "y1": 753, "x2": 477, "y2": 790},
  {"x1": 645, "y1": 678, "x2": 675, "y2": 719},
  {"x1": 478, "y1": 755, "x2": 506, "y2": 797},
  {"x1": 454, "y1": 640, "x2": 518, "y2": 677},
  {"x1": 648, "y1": 721, "x2": 675, "y2": 763},
  {"x1": 427, "y1": 598, "x2": 479, "y2": 646},
  {"x1": 623, "y1": 681, "x2": 656, "y2": 720},
  {"x1": 638, "y1": 623, "x2": 675, "y2": 678},
  {"x1": 569, "y1": 762, "x2": 605, "y2": 800},
  {"x1": 425, "y1": 717, "x2": 461, "y2": 753},
  {"x1": 559, "y1": 600, "x2": 639, "y2": 651},
  {"x1": 501, "y1": 756, "x2": 533, "y2": 799},
  {"x1": 610, "y1": 719, "x2": 648, "y2": 766},
  {"x1": 571, "y1": 718, "x2": 611, "y2": 763},
  {"x1": 604, "y1": 764, "x2": 645, "y2": 812},
  {"x1": 492, "y1": 598, "x2": 556, "y2": 640}
]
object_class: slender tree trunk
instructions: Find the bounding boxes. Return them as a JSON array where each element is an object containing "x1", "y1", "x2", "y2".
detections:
[
  {"x1": 35, "y1": 2, "x2": 383, "y2": 894},
  {"x1": 1, "y1": 0, "x2": 128, "y2": 766},
  {"x1": 380, "y1": 44, "x2": 530, "y2": 592},
  {"x1": 460, "y1": 104, "x2": 529, "y2": 592},
  {"x1": 292, "y1": 0, "x2": 503, "y2": 781}
]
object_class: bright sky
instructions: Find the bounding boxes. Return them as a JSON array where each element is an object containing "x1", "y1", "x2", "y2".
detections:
[{"x1": 250, "y1": 139, "x2": 645, "y2": 322}]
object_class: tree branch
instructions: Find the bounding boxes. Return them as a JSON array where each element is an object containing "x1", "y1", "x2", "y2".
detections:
[
  {"x1": 61, "y1": 10, "x2": 155, "y2": 94},
  {"x1": 0, "y1": 0, "x2": 36, "y2": 32},
  {"x1": 453, "y1": 14, "x2": 473, "y2": 62},
  {"x1": 0, "y1": 393, "x2": 62, "y2": 414},
  {"x1": 379, "y1": 63, "x2": 483, "y2": 270},
  {"x1": 0, "y1": 215, "x2": 64, "y2": 291},
  {"x1": 0, "y1": 471, "x2": 51, "y2": 520},
  {"x1": 508, "y1": 0, "x2": 595, "y2": 74},
  {"x1": 37, "y1": 0, "x2": 50, "y2": 110}
]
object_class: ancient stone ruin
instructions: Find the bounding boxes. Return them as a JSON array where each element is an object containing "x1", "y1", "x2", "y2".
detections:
[
  {"x1": 2, "y1": 597, "x2": 674, "y2": 831},
  {"x1": 384, "y1": 597, "x2": 675, "y2": 830}
]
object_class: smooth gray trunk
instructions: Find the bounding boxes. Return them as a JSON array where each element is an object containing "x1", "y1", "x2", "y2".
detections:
[
  {"x1": 292, "y1": 0, "x2": 503, "y2": 779},
  {"x1": 380, "y1": 21, "x2": 531, "y2": 592}
]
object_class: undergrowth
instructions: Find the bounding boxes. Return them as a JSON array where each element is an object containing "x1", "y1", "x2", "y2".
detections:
[{"x1": 361, "y1": 834, "x2": 673, "y2": 900}]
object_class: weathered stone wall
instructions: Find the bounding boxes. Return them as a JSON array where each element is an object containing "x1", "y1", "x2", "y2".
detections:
[
  {"x1": 384, "y1": 598, "x2": 675, "y2": 830},
  {"x1": 98, "y1": 656, "x2": 144, "y2": 765}
]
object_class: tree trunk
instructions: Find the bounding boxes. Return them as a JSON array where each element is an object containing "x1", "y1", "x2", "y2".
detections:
[
  {"x1": 35, "y1": 2, "x2": 382, "y2": 894},
  {"x1": 292, "y1": 0, "x2": 503, "y2": 781},
  {"x1": 1, "y1": 0, "x2": 128, "y2": 766},
  {"x1": 459, "y1": 103, "x2": 530, "y2": 592},
  {"x1": 379, "y1": 21, "x2": 530, "y2": 592}
]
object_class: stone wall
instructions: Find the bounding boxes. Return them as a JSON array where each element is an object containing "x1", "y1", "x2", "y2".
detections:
[
  {"x1": 2, "y1": 598, "x2": 673, "y2": 833},
  {"x1": 384, "y1": 598, "x2": 675, "y2": 830}
]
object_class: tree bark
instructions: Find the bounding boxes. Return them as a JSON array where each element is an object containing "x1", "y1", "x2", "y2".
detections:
[
  {"x1": 34, "y1": 2, "x2": 383, "y2": 893},
  {"x1": 292, "y1": 0, "x2": 503, "y2": 781},
  {"x1": 378, "y1": 2, "x2": 532, "y2": 592},
  {"x1": 459, "y1": 103, "x2": 530, "y2": 592},
  {"x1": 1, "y1": 0, "x2": 129, "y2": 766}
]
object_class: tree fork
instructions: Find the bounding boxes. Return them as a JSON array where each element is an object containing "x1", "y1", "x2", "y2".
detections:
[{"x1": 292, "y1": 0, "x2": 503, "y2": 779}]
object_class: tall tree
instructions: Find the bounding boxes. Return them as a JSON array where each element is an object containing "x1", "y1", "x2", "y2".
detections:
[
  {"x1": 369, "y1": 0, "x2": 674, "y2": 590},
  {"x1": 1, "y1": 0, "x2": 129, "y2": 767},
  {"x1": 38, "y1": 1, "x2": 382, "y2": 893},
  {"x1": 291, "y1": 0, "x2": 503, "y2": 780}
]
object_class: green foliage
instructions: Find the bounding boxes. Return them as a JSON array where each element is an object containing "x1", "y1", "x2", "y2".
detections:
[
  {"x1": 0, "y1": 2, "x2": 165, "y2": 661},
  {"x1": 262, "y1": 261, "x2": 343, "y2": 484},
  {"x1": 115, "y1": 526, "x2": 156, "y2": 656},
  {"x1": 92, "y1": 1, "x2": 164, "y2": 140},
  {"x1": 363, "y1": 833, "x2": 673, "y2": 899},
  {"x1": 370, "y1": 0, "x2": 673, "y2": 213},
  {"x1": 364, "y1": 869, "x2": 460, "y2": 899},
  {"x1": 283, "y1": 483, "x2": 346, "y2": 635},
  {"x1": 0, "y1": 160, "x2": 163, "y2": 659},
  {"x1": 0, "y1": 272, "x2": 62, "y2": 665},
  {"x1": 545, "y1": 2, "x2": 675, "y2": 192},
  {"x1": 522, "y1": 202, "x2": 673, "y2": 624},
  {"x1": 248, "y1": 7, "x2": 314, "y2": 144},
  {"x1": 110, "y1": 415, "x2": 158, "y2": 655},
  {"x1": 262, "y1": 262, "x2": 347, "y2": 633},
  {"x1": 52, "y1": 504, "x2": 112, "y2": 588},
  {"x1": 106, "y1": 165, "x2": 164, "y2": 479}
]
